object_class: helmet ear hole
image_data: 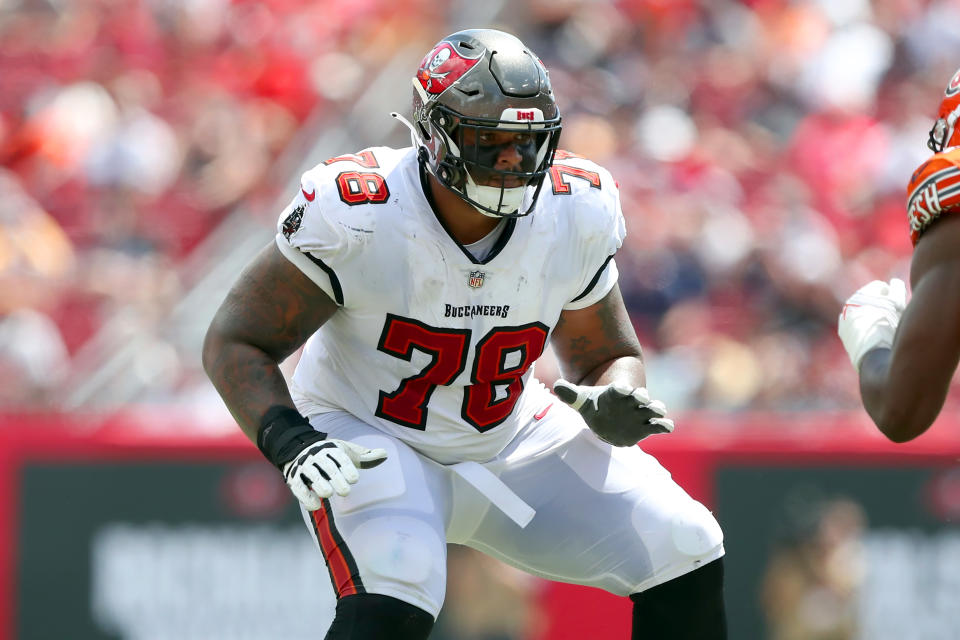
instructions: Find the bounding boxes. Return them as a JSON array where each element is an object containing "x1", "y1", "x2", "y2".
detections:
[{"x1": 437, "y1": 163, "x2": 464, "y2": 188}]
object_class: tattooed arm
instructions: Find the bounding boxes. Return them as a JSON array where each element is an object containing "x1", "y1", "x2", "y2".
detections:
[
  {"x1": 551, "y1": 284, "x2": 646, "y2": 388},
  {"x1": 202, "y1": 241, "x2": 339, "y2": 443},
  {"x1": 550, "y1": 285, "x2": 672, "y2": 446}
]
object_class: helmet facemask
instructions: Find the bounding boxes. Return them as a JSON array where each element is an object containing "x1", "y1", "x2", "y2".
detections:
[
  {"x1": 928, "y1": 68, "x2": 960, "y2": 153},
  {"x1": 428, "y1": 105, "x2": 561, "y2": 217},
  {"x1": 928, "y1": 113, "x2": 958, "y2": 153}
]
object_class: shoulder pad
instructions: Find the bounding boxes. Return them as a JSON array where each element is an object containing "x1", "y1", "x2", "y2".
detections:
[
  {"x1": 907, "y1": 149, "x2": 960, "y2": 246},
  {"x1": 548, "y1": 150, "x2": 611, "y2": 195},
  {"x1": 279, "y1": 147, "x2": 409, "y2": 263},
  {"x1": 302, "y1": 146, "x2": 406, "y2": 209},
  {"x1": 548, "y1": 152, "x2": 624, "y2": 241}
]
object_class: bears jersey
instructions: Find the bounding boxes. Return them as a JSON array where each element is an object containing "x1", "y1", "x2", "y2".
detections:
[
  {"x1": 275, "y1": 146, "x2": 625, "y2": 464},
  {"x1": 907, "y1": 147, "x2": 960, "y2": 246}
]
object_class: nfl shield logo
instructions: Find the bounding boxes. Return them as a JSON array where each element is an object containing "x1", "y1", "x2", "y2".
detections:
[{"x1": 468, "y1": 270, "x2": 485, "y2": 289}]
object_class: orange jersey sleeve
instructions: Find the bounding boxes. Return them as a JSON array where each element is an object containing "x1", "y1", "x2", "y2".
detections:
[{"x1": 907, "y1": 148, "x2": 960, "y2": 246}]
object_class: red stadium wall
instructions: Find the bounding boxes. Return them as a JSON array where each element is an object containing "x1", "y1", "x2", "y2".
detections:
[
  {"x1": 2, "y1": 412, "x2": 960, "y2": 640},
  {"x1": 533, "y1": 413, "x2": 960, "y2": 640}
]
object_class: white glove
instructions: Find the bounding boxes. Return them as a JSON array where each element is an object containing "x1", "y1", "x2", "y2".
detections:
[
  {"x1": 553, "y1": 379, "x2": 675, "y2": 446},
  {"x1": 282, "y1": 439, "x2": 387, "y2": 511},
  {"x1": 838, "y1": 278, "x2": 907, "y2": 370}
]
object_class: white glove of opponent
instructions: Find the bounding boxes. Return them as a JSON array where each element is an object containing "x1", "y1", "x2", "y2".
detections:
[
  {"x1": 553, "y1": 379, "x2": 675, "y2": 446},
  {"x1": 837, "y1": 278, "x2": 907, "y2": 370},
  {"x1": 282, "y1": 439, "x2": 388, "y2": 510}
]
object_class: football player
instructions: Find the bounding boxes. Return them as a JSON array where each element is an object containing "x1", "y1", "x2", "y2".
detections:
[
  {"x1": 839, "y1": 67, "x2": 960, "y2": 442},
  {"x1": 204, "y1": 29, "x2": 726, "y2": 639}
]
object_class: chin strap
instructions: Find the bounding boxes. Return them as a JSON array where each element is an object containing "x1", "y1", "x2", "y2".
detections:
[
  {"x1": 392, "y1": 111, "x2": 438, "y2": 180},
  {"x1": 390, "y1": 112, "x2": 421, "y2": 149}
]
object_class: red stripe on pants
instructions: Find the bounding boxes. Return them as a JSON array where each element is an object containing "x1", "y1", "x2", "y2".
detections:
[{"x1": 311, "y1": 503, "x2": 361, "y2": 597}]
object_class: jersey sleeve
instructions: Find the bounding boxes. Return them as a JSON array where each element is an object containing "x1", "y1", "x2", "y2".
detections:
[
  {"x1": 562, "y1": 162, "x2": 627, "y2": 311},
  {"x1": 906, "y1": 150, "x2": 960, "y2": 246},
  {"x1": 275, "y1": 164, "x2": 372, "y2": 306}
]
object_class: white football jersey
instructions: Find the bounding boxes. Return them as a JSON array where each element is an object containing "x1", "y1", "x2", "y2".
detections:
[{"x1": 275, "y1": 146, "x2": 625, "y2": 463}]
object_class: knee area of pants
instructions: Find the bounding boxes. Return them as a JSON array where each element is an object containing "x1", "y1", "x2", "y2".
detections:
[
  {"x1": 351, "y1": 517, "x2": 442, "y2": 586},
  {"x1": 669, "y1": 503, "x2": 724, "y2": 558}
]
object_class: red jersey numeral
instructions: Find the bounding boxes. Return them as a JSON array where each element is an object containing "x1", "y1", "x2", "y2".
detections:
[
  {"x1": 549, "y1": 164, "x2": 602, "y2": 194},
  {"x1": 462, "y1": 323, "x2": 549, "y2": 432},
  {"x1": 336, "y1": 171, "x2": 390, "y2": 205},
  {"x1": 553, "y1": 149, "x2": 584, "y2": 161},
  {"x1": 324, "y1": 150, "x2": 380, "y2": 168},
  {"x1": 376, "y1": 315, "x2": 471, "y2": 430},
  {"x1": 375, "y1": 317, "x2": 549, "y2": 432}
]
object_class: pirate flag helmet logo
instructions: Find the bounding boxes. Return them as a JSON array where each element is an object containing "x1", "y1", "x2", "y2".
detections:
[{"x1": 416, "y1": 42, "x2": 482, "y2": 95}]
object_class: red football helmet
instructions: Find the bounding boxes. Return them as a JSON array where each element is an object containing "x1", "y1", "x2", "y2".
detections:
[{"x1": 928, "y1": 67, "x2": 960, "y2": 153}]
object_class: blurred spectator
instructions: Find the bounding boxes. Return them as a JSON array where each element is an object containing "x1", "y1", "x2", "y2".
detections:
[
  {"x1": 0, "y1": 307, "x2": 70, "y2": 405},
  {"x1": 1, "y1": 0, "x2": 959, "y2": 414},
  {"x1": 433, "y1": 545, "x2": 543, "y2": 640},
  {"x1": 0, "y1": 168, "x2": 73, "y2": 404},
  {"x1": 760, "y1": 495, "x2": 867, "y2": 640}
]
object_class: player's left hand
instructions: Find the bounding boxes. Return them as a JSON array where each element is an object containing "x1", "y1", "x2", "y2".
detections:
[
  {"x1": 553, "y1": 380, "x2": 675, "y2": 446},
  {"x1": 838, "y1": 278, "x2": 907, "y2": 370}
]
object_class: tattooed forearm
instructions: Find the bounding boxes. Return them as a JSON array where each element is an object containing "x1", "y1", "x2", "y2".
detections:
[
  {"x1": 203, "y1": 340, "x2": 296, "y2": 442},
  {"x1": 202, "y1": 242, "x2": 338, "y2": 442},
  {"x1": 552, "y1": 284, "x2": 644, "y2": 386}
]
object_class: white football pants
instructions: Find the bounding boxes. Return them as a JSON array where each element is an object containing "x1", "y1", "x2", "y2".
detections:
[{"x1": 301, "y1": 399, "x2": 724, "y2": 619}]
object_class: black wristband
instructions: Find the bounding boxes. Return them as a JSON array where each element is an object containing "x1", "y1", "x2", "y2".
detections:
[{"x1": 256, "y1": 406, "x2": 328, "y2": 470}]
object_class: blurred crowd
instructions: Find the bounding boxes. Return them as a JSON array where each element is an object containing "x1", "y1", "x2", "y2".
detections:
[
  {"x1": 523, "y1": 0, "x2": 960, "y2": 412},
  {"x1": 760, "y1": 493, "x2": 867, "y2": 640},
  {"x1": 0, "y1": 0, "x2": 442, "y2": 405},
  {"x1": 3, "y1": 0, "x2": 960, "y2": 414}
]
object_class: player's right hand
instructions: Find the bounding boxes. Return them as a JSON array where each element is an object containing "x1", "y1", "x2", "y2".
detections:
[
  {"x1": 282, "y1": 438, "x2": 388, "y2": 510},
  {"x1": 256, "y1": 406, "x2": 387, "y2": 511},
  {"x1": 838, "y1": 278, "x2": 907, "y2": 370}
]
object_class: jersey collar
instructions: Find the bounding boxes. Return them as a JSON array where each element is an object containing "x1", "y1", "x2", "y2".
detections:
[{"x1": 418, "y1": 158, "x2": 517, "y2": 265}]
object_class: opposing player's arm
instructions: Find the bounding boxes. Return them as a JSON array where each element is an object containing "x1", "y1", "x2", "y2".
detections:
[
  {"x1": 551, "y1": 283, "x2": 645, "y2": 386},
  {"x1": 858, "y1": 214, "x2": 960, "y2": 441},
  {"x1": 202, "y1": 241, "x2": 339, "y2": 443}
]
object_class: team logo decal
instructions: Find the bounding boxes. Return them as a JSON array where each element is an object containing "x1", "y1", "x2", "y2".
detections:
[
  {"x1": 947, "y1": 69, "x2": 960, "y2": 97},
  {"x1": 416, "y1": 42, "x2": 482, "y2": 95},
  {"x1": 468, "y1": 270, "x2": 485, "y2": 289},
  {"x1": 281, "y1": 203, "x2": 305, "y2": 240}
]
